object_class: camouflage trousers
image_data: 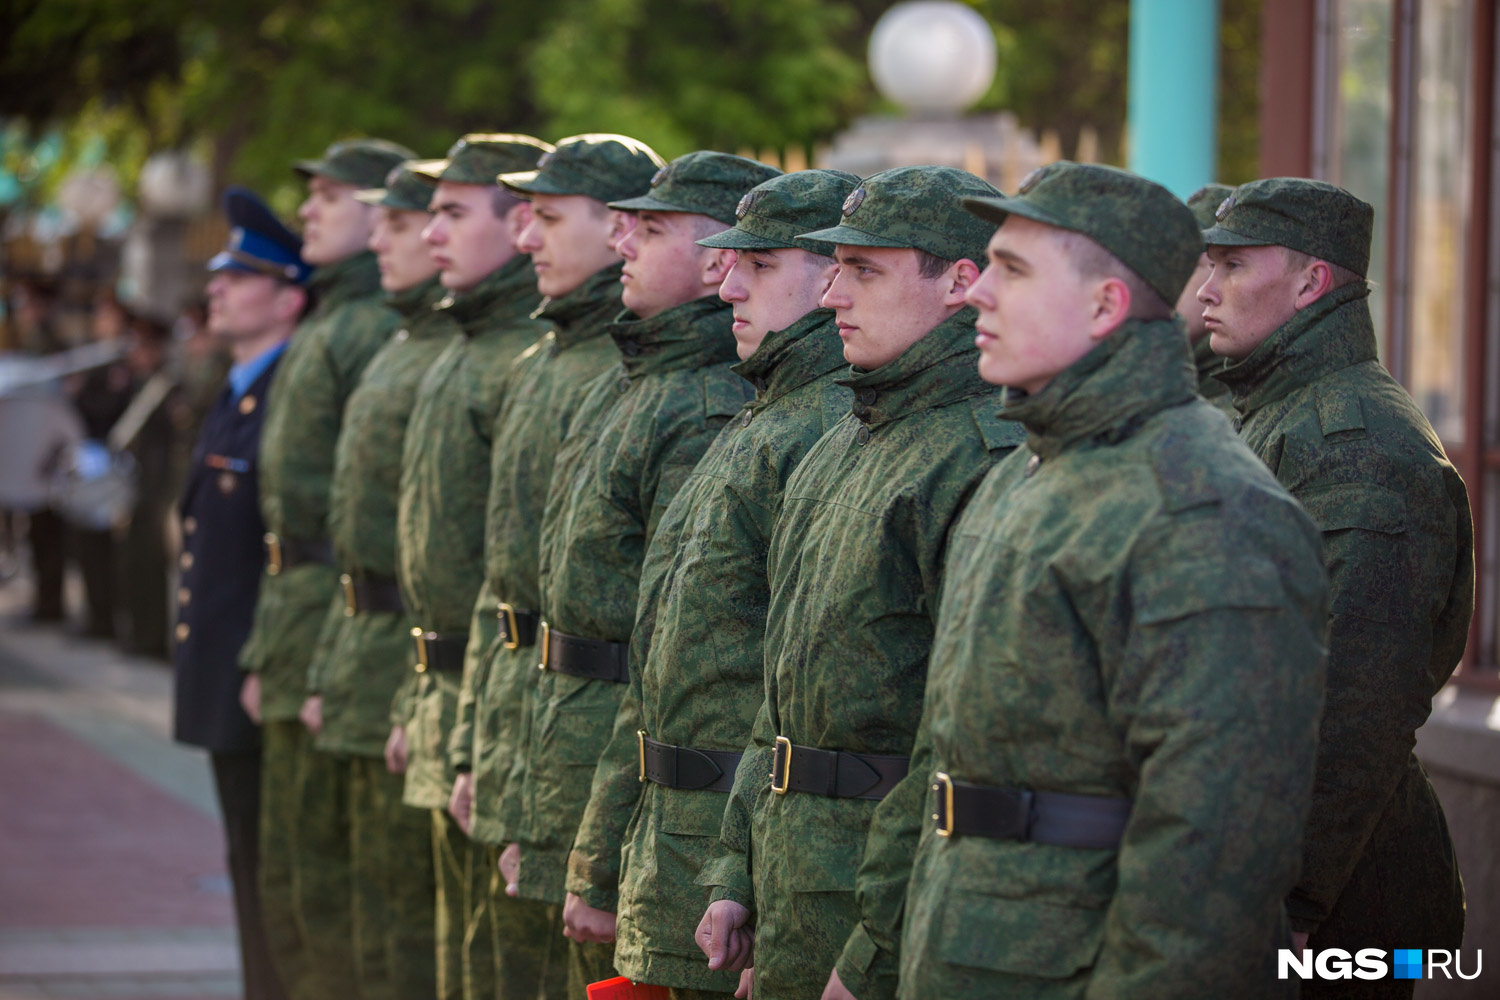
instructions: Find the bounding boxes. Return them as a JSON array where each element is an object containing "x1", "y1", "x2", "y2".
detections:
[
  {"x1": 434, "y1": 810, "x2": 495, "y2": 1000},
  {"x1": 461, "y1": 829, "x2": 496, "y2": 1000},
  {"x1": 482, "y1": 846, "x2": 568, "y2": 1000},
  {"x1": 259, "y1": 720, "x2": 308, "y2": 998},
  {"x1": 351, "y1": 756, "x2": 436, "y2": 1000},
  {"x1": 291, "y1": 741, "x2": 358, "y2": 997},
  {"x1": 568, "y1": 938, "x2": 618, "y2": 1000}
]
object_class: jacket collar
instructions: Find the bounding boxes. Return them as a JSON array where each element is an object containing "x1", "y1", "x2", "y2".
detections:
[
  {"x1": 840, "y1": 307, "x2": 991, "y2": 429},
  {"x1": 731, "y1": 308, "x2": 845, "y2": 406},
  {"x1": 388, "y1": 275, "x2": 448, "y2": 330},
  {"x1": 438, "y1": 254, "x2": 537, "y2": 334},
  {"x1": 308, "y1": 250, "x2": 382, "y2": 312},
  {"x1": 535, "y1": 263, "x2": 623, "y2": 350},
  {"x1": 606, "y1": 295, "x2": 738, "y2": 378}
]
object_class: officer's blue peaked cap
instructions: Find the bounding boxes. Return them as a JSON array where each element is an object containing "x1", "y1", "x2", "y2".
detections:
[{"x1": 207, "y1": 186, "x2": 311, "y2": 285}]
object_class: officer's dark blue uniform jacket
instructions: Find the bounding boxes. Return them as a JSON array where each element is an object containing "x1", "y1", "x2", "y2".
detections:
[{"x1": 172, "y1": 358, "x2": 282, "y2": 752}]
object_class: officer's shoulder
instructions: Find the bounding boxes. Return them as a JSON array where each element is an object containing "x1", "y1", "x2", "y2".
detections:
[{"x1": 969, "y1": 393, "x2": 1026, "y2": 454}]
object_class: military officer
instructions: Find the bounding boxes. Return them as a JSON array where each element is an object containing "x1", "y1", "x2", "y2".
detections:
[
  {"x1": 507, "y1": 150, "x2": 777, "y2": 997},
  {"x1": 695, "y1": 165, "x2": 1022, "y2": 1000},
  {"x1": 1200, "y1": 178, "x2": 1472, "y2": 996},
  {"x1": 236, "y1": 136, "x2": 413, "y2": 1000},
  {"x1": 294, "y1": 160, "x2": 452, "y2": 1000},
  {"x1": 173, "y1": 185, "x2": 310, "y2": 1000},
  {"x1": 1175, "y1": 182, "x2": 1234, "y2": 413},
  {"x1": 562, "y1": 169, "x2": 858, "y2": 1000},
  {"x1": 879, "y1": 162, "x2": 1330, "y2": 999},
  {"x1": 441, "y1": 133, "x2": 663, "y2": 1000},
  {"x1": 393, "y1": 133, "x2": 552, "y2": 1000}
]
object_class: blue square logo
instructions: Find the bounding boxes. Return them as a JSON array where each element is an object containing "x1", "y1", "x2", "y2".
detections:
[{"x1": 1393, "y1": 949, "x2": 1423, "y2": 980}]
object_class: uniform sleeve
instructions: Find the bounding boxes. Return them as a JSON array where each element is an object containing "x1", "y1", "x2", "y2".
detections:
[
  {"x1": 447, "y1": 581, "x2": 497, "y2": 773},
  {"x1": 1086, "y1": 531, "x2": 1328, "y2": 996},
  {"x1": 565, "y1": 676, "x2": 646, "y2": 911},
  {"x1": 1285, "y1": 479, "x2": 1460, "y2": 933},
  {"x1": 698, "y1": 694, "x2": 776, "y2": 910}
]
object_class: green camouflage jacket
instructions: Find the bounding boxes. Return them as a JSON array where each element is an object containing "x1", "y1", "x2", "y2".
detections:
[
  {"x1": 239, "y1": 251, "x2": 397, "y2": 721},
  {"x1": 894, "y1": 317, "x2": 1329, "y2": 1000},
  {"x1": 565, "y1": 309, "x2": 850, "y2": 990},
  {"x1": 1192, "y1": 335, "x2": 1234, "y2": 415},
  {"x1": 446, "y1": 264, "x2": 624, "y2": 847},
  {"x1": 305, "y1": 277, "x2": 453, "y2": 757},
  {"x1": 394, "y1": 255, "x2": 545, "y2": 809},
  {"x1": 513, "y1": 294, "x2": 752, "y2": 902},
  {"x1": 1217, "y1": 283, "x2": 1473, "y2": 947},
  {"x1": 697, "y1": 308, "x2": 1021, "y2": 1000}
]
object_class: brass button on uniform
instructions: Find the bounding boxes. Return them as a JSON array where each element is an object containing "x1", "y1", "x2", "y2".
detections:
[
  {"x1": 180, "y1": 551, "x2": 194, "y2": 571},
  {"x1": 238, "y1": 395, "x2": 257, "y2": 415},
  {"x1": 183, "y1": 516, "x2": 197, "y2": 535},
  {"x1": 175, "y1": 622, "x2": 191, "y2": 642},
  {"x1": 178, "y1": 587, "x2": 191, "y2": 606}
]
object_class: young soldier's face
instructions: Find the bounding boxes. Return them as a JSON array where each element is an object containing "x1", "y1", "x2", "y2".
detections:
[
  {"x1": 718, "y1": 248, "x2": 837, "y2": 360},
  {"x1": 1176, "y1": 252, "x2": 1213, "y2": 341},
  {"x1": 615, "y1": 210, "x2": 724, "y2": 319},
  {"x1": 370, "y1": 208, "x2": 440, "y2": 293},
  {"x1": 205, "y1": 271, "x2": 300, "y2": 342},
  {"x1": 966, "y1": 216, "x2": 1098, "y2": 393},
  {"x1": 298, "y1": 175, "x2": 376, "y2": 267},
  {"x1": 516, "y1": 193, "x2": 623, "y2": 299},
  {"x1": 822, "y1": 246, "x2": 958, "y2": 369},
  {"x1": 423, "y1": 182, "x2": 530, "y2": 292},
  {"x1": 1197, "y1": 244, "x2": 1306, "y2": 360}
]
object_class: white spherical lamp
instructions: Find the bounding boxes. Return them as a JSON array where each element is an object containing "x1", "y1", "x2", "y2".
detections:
[{"x1": 869, "y1": 1, "x2": 998, "y2": 116}]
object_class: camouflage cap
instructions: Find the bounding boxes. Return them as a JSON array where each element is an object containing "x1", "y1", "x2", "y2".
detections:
[
  {"x1": 1186, "y1": 182, "x2": 1235, "y2": 231},
  {"x1": 608, "y1": 151, "x2": 782, "y2": 226},
  {"x1": 354, "y1": 161, "x2": 437, "y2": 213},
  {"x1": 293, "y1": 138, "x2": 416, "y2": 189},
  {"x1": 1202, "y1": 177, "x2": 1373, "y2": 277},
  {"x1": 498, "y1": 133, "x2": 664, "y2": 204},
  {"x1": 409, "y1": 133, "x2": 553, "y2": 187},
  {"x1": 963, "y1": 161, "x2": 1202, "y2": 303},
  {"x1": 800, "y1": 165, "x2": 1000, "y2": 264},
  {"x1": 697, "y1": 169, "x2": 861, "y2": 258}
]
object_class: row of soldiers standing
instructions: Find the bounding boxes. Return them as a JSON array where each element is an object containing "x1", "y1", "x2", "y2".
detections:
[{"x1": 171, "y1": 127, "x2": 1472, "y2": 1000}]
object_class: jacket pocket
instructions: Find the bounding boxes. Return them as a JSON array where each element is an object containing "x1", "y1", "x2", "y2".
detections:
[{"x1": 938, "y1": 893, "x2": 1105, "y2": 977}]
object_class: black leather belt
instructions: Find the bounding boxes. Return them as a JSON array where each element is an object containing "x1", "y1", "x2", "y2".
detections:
[
  {"x1": 340, "y1": 573, "x2": 405, "y2": 616},
  {"x1": 264, "y1": 533, "x2": 334, "y2": 576},
  {"x1": 410, "y1": 628, "x2": 467, "y2": 674},
  {"x1": 538, "y1": 623, "x2": 628, "y2": 683},
  {"x1": 638, "y1": 733, "x2": 741, "y2": 792},
  {"x1": 770, "y1": 736, "x2": 907, "y2": 801},
  {"x1": 496, "y1": 601, "x2": 541, "y2": 649},
  {"x1": 932, "y1": 773, "x2": 1131, "y2": 849}
]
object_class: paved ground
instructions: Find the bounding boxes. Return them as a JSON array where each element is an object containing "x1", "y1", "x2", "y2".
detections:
[{"x1": 0, "y1": 575, "x2": 241, "y2": 999}]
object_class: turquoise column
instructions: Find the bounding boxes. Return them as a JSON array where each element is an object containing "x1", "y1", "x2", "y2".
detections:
[{"x1": 1127, "y1": 0, "x2": 1220, "y2": 198}]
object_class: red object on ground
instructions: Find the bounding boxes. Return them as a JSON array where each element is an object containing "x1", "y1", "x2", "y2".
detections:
[{"x1": 587, "y1": 976, "x2": 672, "y2": 999}]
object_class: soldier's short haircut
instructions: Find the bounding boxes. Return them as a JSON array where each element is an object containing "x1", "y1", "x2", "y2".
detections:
[
  {"x1": 914, "y1": 249, "x2": 956, "y2": 280},
  {"x1": 1281, "y1": 247, "x2": 1366, "y2": 291},
  {"x1": 490, "y1": 186, "x2": 525, "y2": 219},
  {"x1": 1051, "y1": 229, "x2": 1173, "y2": 320},
  {"x1": 689, "y1": 213, "x2": 730, "y2": 241}
]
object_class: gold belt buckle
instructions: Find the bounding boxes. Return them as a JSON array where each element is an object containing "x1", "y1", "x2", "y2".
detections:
[
  {"x1": 537, "y1": 620, "x2": 550, "y2": 670},
  {"x1": 771, "y1": 735, "x2": 793, "y2": 795},
  {"x1": 637, "y1": 730, "x2": 648, "y2": 783},
  {"x1": 341, "y1": 574, "x2": 356, "y2": 617},
  {"x1": 265, "y1": 533, "x2": 283, "y2": 576},
  {"x1": 933, "y1": 772, "x2": 955, "y2": 837},
  {"x1": 498, "y1": 602, "x2": 522, "y2": 650},
  {"x1": 411, "y1": 626, "x2": 429, "y2": 673}
]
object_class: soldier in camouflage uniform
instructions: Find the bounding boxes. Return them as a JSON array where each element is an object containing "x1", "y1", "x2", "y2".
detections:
[
  {"x1": 236, "y1": 137, "x2": 413, "y2": 1000},
  {"x1": 563, "y1": 169, "x2": 858, "y2": 1000},
  {"x1": 1177, "y1": 182, "x2": 1234, "y2": 414},
  {"x1": 508, "y1": 151, "x2": 778, "y2": 997},
  {"x1": 1200, "y1": 178, "x2": 1472, "y2": 997},
  {"x1": 295, "y1": 161, "x2": 451, "y2": 1000},
  {"x1": 440, "y1": 133, "x2": 663, "y2": 1000},
  {"x1": 696, "y1": 166, "x2": 1022, "y2": 1000},
  {"x1": 392, "y1": 133, "x2": 551, "y2": 1000},
  {"x1": 885, "y1": 162, "x2": 1330, "y2": 999}
]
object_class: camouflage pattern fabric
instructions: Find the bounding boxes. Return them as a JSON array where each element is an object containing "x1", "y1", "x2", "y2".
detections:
[
  {"x1": 258, "y1": 720, "x2": 308, "y2": 996},
  {"x1": 1217, "y1": 282, "x2": 1471, "y2": 965},
  {"x1": 1203, "y1": 177, "x2": 1374, "y2": 277},
  {"x1": 514, "y1": 295, "x2": 753, "y2": 903},
  {"x1": 1192, "y1": 336, "x2": 1234, "y2": 415},
  {"x1": 294, "y1": 138, "x2": 415, "y2": 188},
  {"x1": 566, "y1": 309, "x2": 850, "y2": 992},
  {"x1": 697, "y1": 309, "x2": 1021, "y2": 1000},
  {"x1": 894, "y1": 317, "x2": 1329, "y2": 999}
]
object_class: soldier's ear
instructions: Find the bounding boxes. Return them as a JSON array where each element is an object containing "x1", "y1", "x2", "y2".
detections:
[
  {"x1": 1089, "y1": 276, "x2": 1132, "y2": 341},
  {"x1": 1293, "y1": 259, "x2": 1335, "y2": 310},
  {"x1": 942, "y1": 259, "x2": 981, "y2": 307},
  {"x1": 700, "y1": 247, "x2": 735, "y2": 287}
]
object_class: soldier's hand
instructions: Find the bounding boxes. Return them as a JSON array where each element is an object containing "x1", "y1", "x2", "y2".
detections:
[
  {"x1": 299, "y1": 695, "x2": 323, "y2": 735},
  {"x1": 499, "y1": 842, "x2": 521, "y2": 897},
  {"x1": 820, "y1": 968, "x2": 858, "y2": 1000},
  {"x1": 240, "y1": 674, "x2": 262, "y2": 724},
  {"x1": 448, "y1": 773, "x2": 474, "y2": 834},
  {"x1": 696, "y1": 899, "x2": 753, "y2": 972},
  {"x1": 735, "y1": 968, "x2": 754, "y2": 999},
  {"x1": 562, "y1": 892, "x2": 617, "y2": 943},
  {"x1": 384, "y1": 726, "x2": 408, "y2": 774}
]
